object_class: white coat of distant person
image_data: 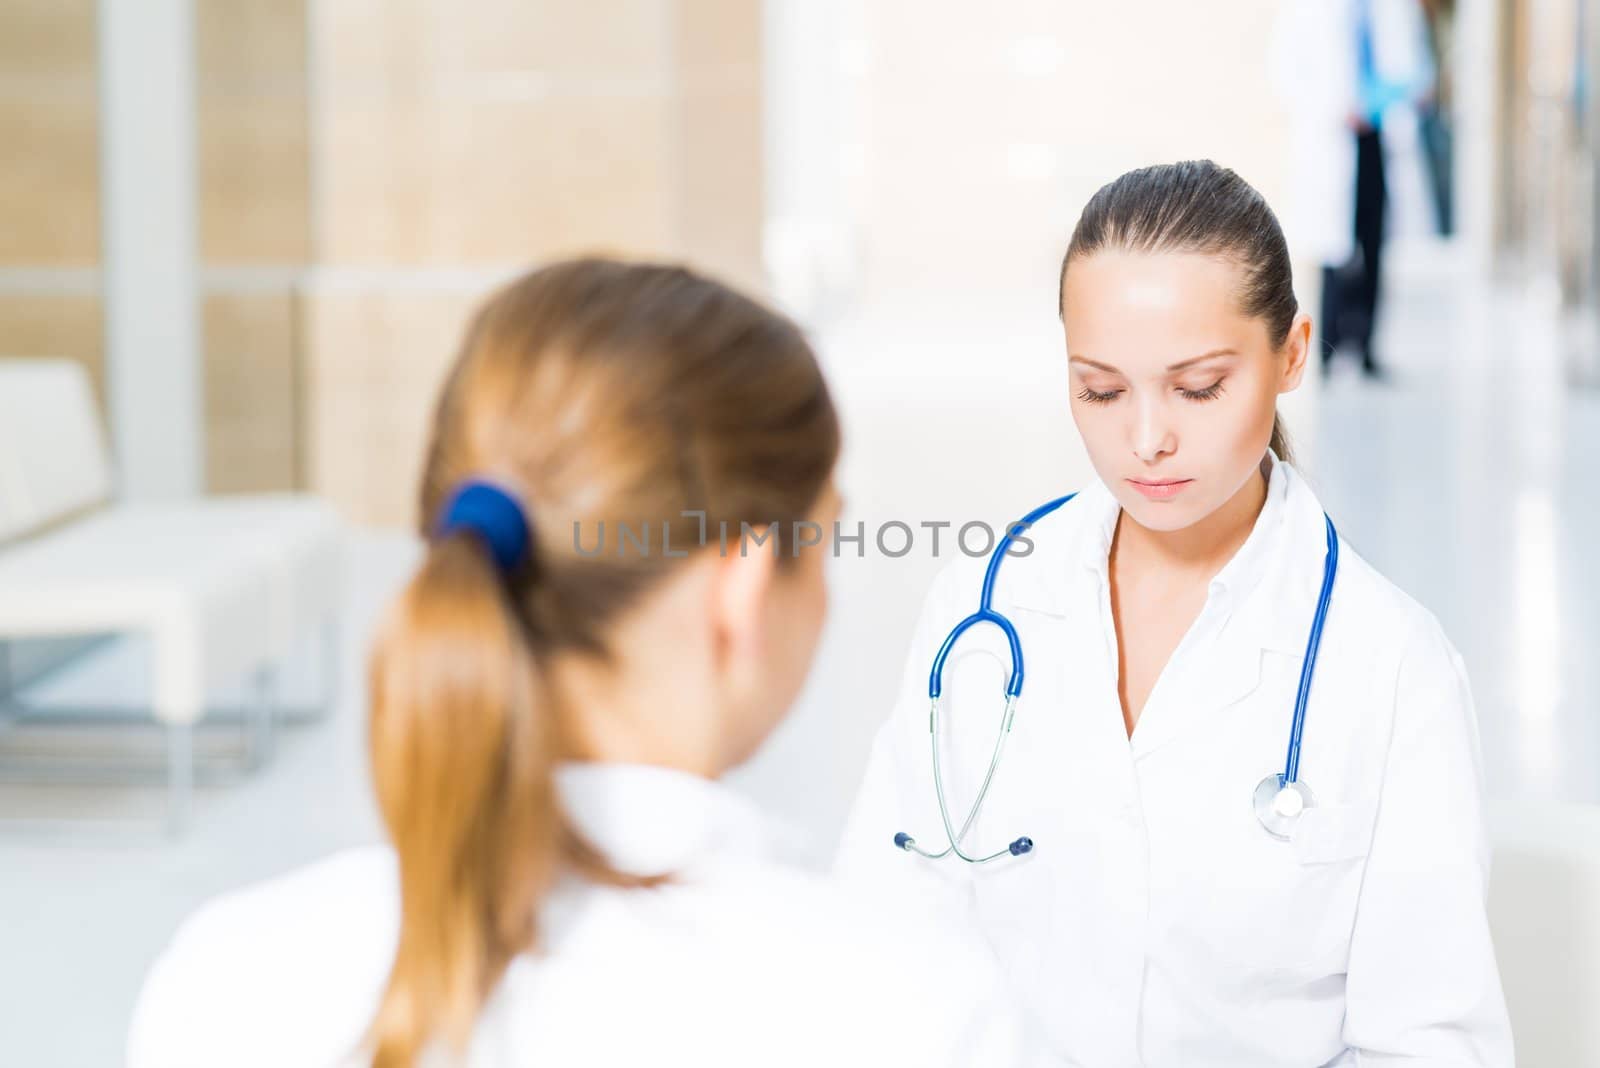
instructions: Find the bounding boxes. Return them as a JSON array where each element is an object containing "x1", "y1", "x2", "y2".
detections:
[
  {"x1": 1272, "y1": 0, "x2": 1437, "y2": 268},
  {"x1": 836, "y1": 162, "x2": 1513, "y2": 1067},
  {"x1": 128, "y1": 260, "x2": 1050, "y2": 1068}
]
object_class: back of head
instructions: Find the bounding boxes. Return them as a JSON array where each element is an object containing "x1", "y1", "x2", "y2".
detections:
[{"x1": 365, "y1": 258, "x2": 839, "y2": 1066}]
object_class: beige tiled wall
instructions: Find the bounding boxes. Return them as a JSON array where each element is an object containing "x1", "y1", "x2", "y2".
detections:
[
  {"x1": 675, "y1": 77, "x2": 764, "y2": 288},
  {"x1": 195, "y1": 0, "x2": 313, "y2": 495},
  {"x1": 315, "y1": 92, "x2": 677, "y2": 266},
  {"x1": 199, "y1": 93, "x2": 313, "y2": 266},
  {"x1": 196, "y1": 0, "x2": 311, "y2": 264},
  {"x1": 300, "y1": 284, "x2": 488, "y2": 526},
  {"x1": 203, "y1": 290, "x2": 300, "y2": 493},
  {"x1": 673, "y1": 0, "x2": 765, "y2": 289},
  {"x1": 0, "y1": 1, "x2": 100, "y2": 268},
  {"x1": 0, "y1": 3, "x2": 103, "y2": 413},
  {"x1": 0, "y1": 1, "x2": 763, "y2": 521},
  {"x1": 295, "y1": 0, "x2": 765, "y2": 525},
  {"x1": 0, "y1": 0, "x2": 764, "y2": 521},
  {"x1": 310, "y1": 0, "x2": 687, "y2": 268}
]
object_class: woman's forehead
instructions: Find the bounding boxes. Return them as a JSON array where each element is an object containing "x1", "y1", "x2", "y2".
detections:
[{"x1": 1061, "y1": 251, "x2": 1266, "y2": 360}]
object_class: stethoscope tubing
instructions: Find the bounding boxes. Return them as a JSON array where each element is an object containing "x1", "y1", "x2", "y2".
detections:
[{"x1": 900, "y1": 488, "x2": 1340, "y2": 862}]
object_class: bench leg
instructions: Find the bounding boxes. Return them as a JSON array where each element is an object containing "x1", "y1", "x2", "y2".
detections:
[
  {"x1": 248, "y1": 665, "x2": 277, "y2": 768},
  {"x1": 315, "y1": 616, "x2": 340, "y2": 717},
  {"x1": 166, "y1": 723, "x2": 193, "y2": 836}
]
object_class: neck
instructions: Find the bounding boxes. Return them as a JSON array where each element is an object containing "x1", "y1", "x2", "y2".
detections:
[
  {"x1": 550, "y1": 649, "x2": 722, "y2": 779},
  {"x1": 1112, "y1": 456, "x2": 1271, "y2": 581}
]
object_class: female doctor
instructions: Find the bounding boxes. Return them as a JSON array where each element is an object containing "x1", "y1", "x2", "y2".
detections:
[
  {"x1": 128, "y1": 260, "x2": 1044, "y2": 1068},
  {"x1": 835, "y1": 161, "x2": 1513, "y2": 1066}
]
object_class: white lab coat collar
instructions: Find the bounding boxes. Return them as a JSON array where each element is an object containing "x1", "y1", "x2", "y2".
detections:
[
  {"x1": 554, "y1": 762, "x2": 778, "y2": 877},
  {"x1": 992, "y1": 450, "x2": 1339, "y2": 762},
  {"x1": 999, "y1": 449, "x2": 1334, "y2": 658}
]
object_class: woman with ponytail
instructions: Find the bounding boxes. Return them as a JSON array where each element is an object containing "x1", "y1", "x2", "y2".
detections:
[{"x1": 128, "y1": 259, "x2": 1043, "y2": 1068}]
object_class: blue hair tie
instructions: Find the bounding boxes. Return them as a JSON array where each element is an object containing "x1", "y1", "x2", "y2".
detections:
[{"x1": 436, "y1": 480, "x2": 532, "y2": 575}]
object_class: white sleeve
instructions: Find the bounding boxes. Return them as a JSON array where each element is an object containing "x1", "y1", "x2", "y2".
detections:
[
  {"x1": 126, "y1": 917, "x2": 212, "y2": 1068},
  {"x1": 1341, "y1": 618, "x2": 1514, "y2": 1064},
  {"x1": 831, "y1": 567, "x2": 986, "y2": 936}
]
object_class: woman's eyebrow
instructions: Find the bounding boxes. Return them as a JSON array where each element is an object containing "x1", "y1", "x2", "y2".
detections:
[
  {"x1": 1166, "y1": 348, "x2": 1237, "y2": 371},
  {"x1": 1069, "y1": 349, "x2": 1237, "y2": 374},
  {"x1": 1068, "y1": 355, "x2": 1123, "y2": 373}
]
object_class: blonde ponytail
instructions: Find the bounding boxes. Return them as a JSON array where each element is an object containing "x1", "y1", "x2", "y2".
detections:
[{"x1": 366, "y1": 532, "x2": 558, "y2": 1066}]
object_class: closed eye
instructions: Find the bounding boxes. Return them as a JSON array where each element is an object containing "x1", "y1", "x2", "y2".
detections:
[
  {"x1": 1179, "y1": 378, "x2": 1227, "y2": 401},
  {"x1": 1075, "y1": 386, "x2": 1121, "y2": 405}
]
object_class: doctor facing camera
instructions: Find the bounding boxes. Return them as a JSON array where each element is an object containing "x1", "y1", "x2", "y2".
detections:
[
  {"x1": 838, "y1": 161, "x2": 1513, "y2": 1066},
  {"x1": 128, "y1": 260, "x2": 1044, "y2": 1068}
]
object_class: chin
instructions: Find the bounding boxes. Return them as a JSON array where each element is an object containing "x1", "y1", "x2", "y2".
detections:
[{"x1": 1118, "y1": 493, "x2": 1201, "y2": 532}]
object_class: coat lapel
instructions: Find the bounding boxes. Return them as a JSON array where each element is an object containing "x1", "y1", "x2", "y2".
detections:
[{"x1": 1126, "y1": 472, "x2": 1332, "y2": 763}]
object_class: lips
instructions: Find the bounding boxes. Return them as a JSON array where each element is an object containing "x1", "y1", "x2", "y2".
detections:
[{"x1": 1128, "y1": 478, "x2": 1192, "y2": 500}]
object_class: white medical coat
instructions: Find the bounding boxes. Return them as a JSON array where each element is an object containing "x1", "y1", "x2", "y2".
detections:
[
  {"x1": 836, "y1": 454, "x2": 1513, "y2": 1066},
  {"x1": 1271, "y1": 0, "x2": 1436, "y2": 266},
  {"x1": 129, "y1": 763, "x2": 1048, "y2": 1067}
]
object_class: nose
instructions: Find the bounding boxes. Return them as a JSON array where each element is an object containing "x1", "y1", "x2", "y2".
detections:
[{"x1": 1132, "y1": 396, "x2": 1176, "y2": 463}]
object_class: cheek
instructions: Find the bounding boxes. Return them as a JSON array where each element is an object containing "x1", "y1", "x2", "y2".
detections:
[
  {"x1": 1068, "y1": 397, "x2": 1115, "y2": 451},
  {"x1": 1197, "y1": 390, "x2": 1261, "y2": 444},
  {"x1": 1188, "y1": 365, "x2": 1273, "y2": 427},
  {"x1": 1225, "y1": 374, "x2": 1281, "y2": 444}
]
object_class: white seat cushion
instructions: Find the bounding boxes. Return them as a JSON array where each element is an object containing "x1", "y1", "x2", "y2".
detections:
[
  {"x1": 140, "y1": 496, "x2": 344, "y2": 660},
  {"x1": 0, "y1": 508, "x2": 281, "y2": 724}
]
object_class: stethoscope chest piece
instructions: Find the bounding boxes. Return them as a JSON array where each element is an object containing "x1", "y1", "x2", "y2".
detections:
[{"x1": 1253, "y1": 774, "x2": 1316, "y2": 840}]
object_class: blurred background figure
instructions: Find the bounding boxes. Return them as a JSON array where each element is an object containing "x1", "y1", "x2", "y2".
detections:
[
  {"x1": 1, "y1": 2, "x2": 1599, "y2": 1066},
  {"x1": 1418, "y1": 0, "x2": 1459, "y2": 237},
  {"x1": 1274, "y1": 0, "x2": 1437, "y2": 381}
]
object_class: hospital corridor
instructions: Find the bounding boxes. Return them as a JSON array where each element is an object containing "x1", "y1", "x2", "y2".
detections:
[{"x1": 3, "y1": 1, "x2": 1599, "y2": 1066}]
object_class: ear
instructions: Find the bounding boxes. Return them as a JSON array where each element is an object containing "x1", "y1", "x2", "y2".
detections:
[
  {"x1": 707, "y1": 527, "x2": 780, "y2": 668},
  {"x1": 1279, "y1": 311, "x2": 1313, "y2": 393}
]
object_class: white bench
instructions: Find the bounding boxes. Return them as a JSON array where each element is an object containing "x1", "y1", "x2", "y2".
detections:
[{"x1": 0, "y1": 358, "x2": 342, "y2": 830}]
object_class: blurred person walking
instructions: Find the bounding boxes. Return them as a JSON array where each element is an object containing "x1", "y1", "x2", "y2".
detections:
[{"x1": 1274, "y1": 0, "x2": 1436, "y2": 380}]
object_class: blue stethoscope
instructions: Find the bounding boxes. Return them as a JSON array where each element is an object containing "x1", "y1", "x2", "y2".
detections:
[{"x1": 893, "y1": 492, "x2": 1340, "y2": 864}]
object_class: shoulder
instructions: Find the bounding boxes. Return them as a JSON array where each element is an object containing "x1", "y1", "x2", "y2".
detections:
[
  {"x1": 128, "y1": 846, "x2": 398, "y2": 1068},
  {"x1": 1281, "y1": 466, "x2": 1462, "y2": 677},
  {"x1": 620, "y1": 859, "x2": 981, "y2": 997},
  {"x1": 472, "y1": 860, "x2": 1033, "y2": 1065},
  {"x1": 668, "y1": 861, "x2": 1023, "y2": 1058},
  {"x1": 1326, "y1": 538, "x2": 1463, "y2": 676}
]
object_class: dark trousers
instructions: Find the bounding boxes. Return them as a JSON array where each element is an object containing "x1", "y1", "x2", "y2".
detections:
[{"x1": 1321, "y1": 127, "x2": 1387, "y2": 371}]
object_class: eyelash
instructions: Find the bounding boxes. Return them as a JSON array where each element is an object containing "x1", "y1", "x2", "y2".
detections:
[
  {"x1": 1075, "y1": 379, "x2": 1228, "y2": 406},
  {"x1": 1181, "y1": 379, "x2": 1226, "y2": 402}
]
